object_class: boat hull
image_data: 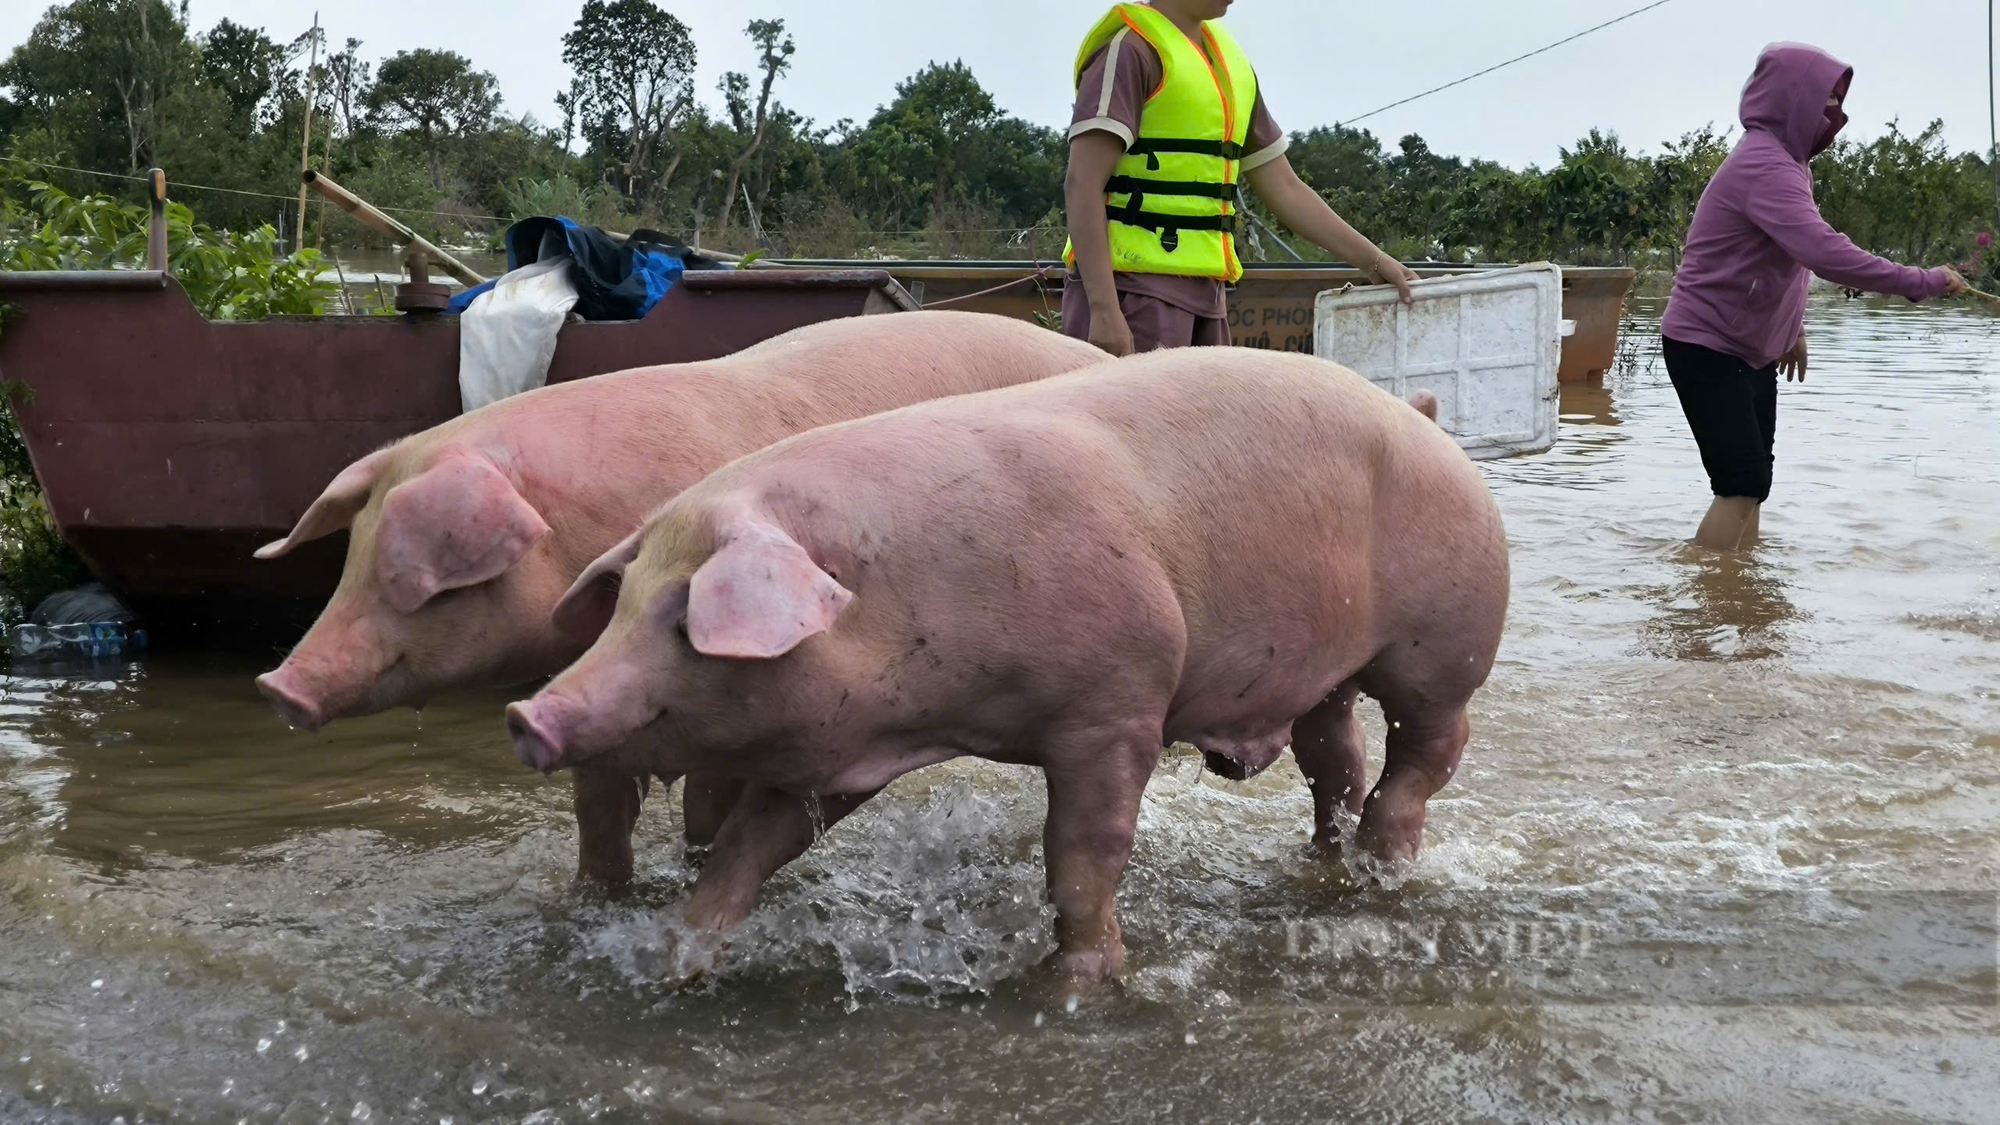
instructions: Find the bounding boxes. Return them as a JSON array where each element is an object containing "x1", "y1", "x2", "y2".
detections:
[
  {"x1": 0, "y1": 259, "x2": 1630, "y2": 634},
  {"x1": 0, "y1": 268, "x2": 913, "y2": 633}
]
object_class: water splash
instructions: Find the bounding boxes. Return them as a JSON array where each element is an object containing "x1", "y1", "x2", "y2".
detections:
[{"x1": 583, "y1": 777, "x2": 1054, "y2": 1001}]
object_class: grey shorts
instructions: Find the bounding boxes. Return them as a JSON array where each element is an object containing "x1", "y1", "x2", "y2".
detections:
[{"x1": 1061, "y1": 284, "x2": 1231, "y2": 351}]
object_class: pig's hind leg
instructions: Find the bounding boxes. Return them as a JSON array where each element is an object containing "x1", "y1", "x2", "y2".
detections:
[
  {"x1": 1289, "y1": 677, "x2": 1369, "y2": 850},
  {"x1": 1352, "y1": 644, "x2": 1480, "y2": 864}
]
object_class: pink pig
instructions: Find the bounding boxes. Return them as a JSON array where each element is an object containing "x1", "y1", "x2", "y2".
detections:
[
  {"x1": 253, "y1": 311, "x2": 1107, "y2": 883},
  {"x1": 508, "y1": 348, "x2": 1508, "y2": 980}
]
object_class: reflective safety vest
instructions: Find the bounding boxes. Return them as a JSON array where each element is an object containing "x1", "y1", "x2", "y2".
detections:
[{"x1": 1063, "y1": 3, "x2": 1259, "y2": 283}]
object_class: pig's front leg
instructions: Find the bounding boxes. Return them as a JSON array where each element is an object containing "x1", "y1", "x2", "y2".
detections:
[
  {"x1": 1041, "y1": 726, "x2": 1162, "y2": 980},
  {"x1": 681, "y1": 784, "x2": 881, "y2": 931},
  {"x1": 573, "y1": 765, "x2": 648, "y2": 886}
]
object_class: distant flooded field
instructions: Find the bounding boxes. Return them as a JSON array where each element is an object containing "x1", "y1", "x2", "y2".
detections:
[{"x1": 0, "y1": 295, "x2": 1995, "y2": 1123}]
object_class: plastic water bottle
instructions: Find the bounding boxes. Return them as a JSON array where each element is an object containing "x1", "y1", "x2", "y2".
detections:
[{"x1": 8, "y1": 620, "x2": 147, "y2": 662}]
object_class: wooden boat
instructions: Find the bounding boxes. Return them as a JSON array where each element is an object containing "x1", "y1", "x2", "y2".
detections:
[
  {"x1": 0, "y1": 258, "x2": 1630, "y2": 634},
  {"x1": 800, "y1": 259, "x2": 1634, "y2": 383},
  {"x1": 0, "y1": 267, "x2": 916, "y2": 635}
]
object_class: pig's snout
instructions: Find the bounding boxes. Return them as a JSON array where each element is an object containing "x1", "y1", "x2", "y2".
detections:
[
  {"x1": 257, "y1": 669, "x2": 327, "y2": 732},
  {"x1": 507, "y1": 699, "x2": 570, "y2": 772}
]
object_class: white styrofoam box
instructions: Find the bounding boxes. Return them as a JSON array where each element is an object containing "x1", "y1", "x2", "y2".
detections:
[{"x1": 1314, "y1": 263, "x2": 1564, "y2": 460}]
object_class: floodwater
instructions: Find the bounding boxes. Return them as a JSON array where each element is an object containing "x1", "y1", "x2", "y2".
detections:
[{"x1": 2, "y1": 296, "x2": 1997, "y2": 1123}]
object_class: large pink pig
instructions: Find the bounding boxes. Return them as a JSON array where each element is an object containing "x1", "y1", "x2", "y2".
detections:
[
  {"x1": 507, "y1": 348, "x2": 1509, "y2": 981},
  {"x1": 253, "y1": 310, "x2": 1107, "y2": 883}
]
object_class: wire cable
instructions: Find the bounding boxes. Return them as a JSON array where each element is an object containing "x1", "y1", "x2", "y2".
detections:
[
  {"x1": 0, "y1": 154, "x2": 513, "y2": 222},
  {"x1": 1339, "y1": 0, "x2": 1677, "y2": 128}
]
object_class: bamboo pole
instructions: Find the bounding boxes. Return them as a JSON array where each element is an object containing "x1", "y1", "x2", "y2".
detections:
[
  {"x1": 314, "y1": 81, "x2": 337, "y2": 252},
  {"x1": 301, "y1": 170, "x2": 486, "y2": 286},
  {"x1": 295, "y1": 13, "x2": 321, "y2": 252},
  {"x1": 145, "y1": 168, "x2": 168, "y2": 272}
]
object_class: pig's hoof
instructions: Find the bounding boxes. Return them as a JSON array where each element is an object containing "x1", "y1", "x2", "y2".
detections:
[
  {"x1": 1299, "y1": 844, "x2": 1368, "y2": 894},
  {"x1": 1047, "y1": 945, "x2": 1123, "y2": 982},
  {"x1": 637, "y1": 927, "x2": 721, "y2": 990},
  {"x1": 572, "y1": 869, "x2": 637, "y2": 897}
]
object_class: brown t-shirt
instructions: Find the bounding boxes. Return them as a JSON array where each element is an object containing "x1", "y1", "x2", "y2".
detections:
[{"x1": 1068, "y1": 30, "x2": 1289, "y2": 319}]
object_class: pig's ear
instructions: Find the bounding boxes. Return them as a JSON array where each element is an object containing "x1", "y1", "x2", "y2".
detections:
[
  {"x1": 552, "y1": 528, "x2": 644, "y2": 644},
  {"x1": 686, "y1": 521, "x2": 852, "y2": 659},
  {"x1": 374, "y1": 455, "x2": 552, "y2": 613},
  {"x1": 255, "y1": 447, "x2": 396, "y2": 559}
]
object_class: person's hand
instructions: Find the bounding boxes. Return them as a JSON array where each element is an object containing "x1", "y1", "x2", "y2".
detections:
[
  {"x1": 1778, "y1": 335, "x2": 1808, "y2": 383},
  {"x1": 1366, "y1": 252, "x2": 1418, "y2": 305},
  {"x1": 1088, "y1": 302, "x2": 1136, "y2": 357},
  {"x1": 1940, "y1": 266, "x2": 1969, "y2": 297}
]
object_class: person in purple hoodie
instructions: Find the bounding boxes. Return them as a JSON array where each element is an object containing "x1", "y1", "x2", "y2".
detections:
[{"x1": 1661, "y1": 42, "x2": 1966, "y2": 550}]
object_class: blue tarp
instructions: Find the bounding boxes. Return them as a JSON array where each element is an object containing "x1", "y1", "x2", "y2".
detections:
[{"x1": 446, "y1": 218, "x2": 727, "y2": 318}]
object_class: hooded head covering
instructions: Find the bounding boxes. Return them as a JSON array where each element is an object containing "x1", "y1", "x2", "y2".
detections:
[
  {"x1": 1738, "y1": 42, "x2": 1854, "y2": 161},
  {"x1": 1664, "y1": 42, "x2": 1951, "y2": 372}
]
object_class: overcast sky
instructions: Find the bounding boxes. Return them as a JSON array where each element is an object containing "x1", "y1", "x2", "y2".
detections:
[{"x1": 3, "y1": 0, "x2": 1995, "y2": 168}]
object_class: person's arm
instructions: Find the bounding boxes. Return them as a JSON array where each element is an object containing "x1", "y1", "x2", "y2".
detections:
[
  {"x1": 1243, "y1": 155, "x2": 1416, "y2": 304},
  {"x1": 1744, "y1": 162, "x2": 1967, "y2": 300},
  {"x1": 1065, "y1": 130, "x2": 1135, "y2": 356}
]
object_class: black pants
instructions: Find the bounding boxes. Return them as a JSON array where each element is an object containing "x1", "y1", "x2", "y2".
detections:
[{"x1": 1662, "y1": 336, "x2": 1780, "y2": 502}]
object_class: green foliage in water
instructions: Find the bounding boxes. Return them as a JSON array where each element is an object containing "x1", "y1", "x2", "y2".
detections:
[
  {"x1": 0, "y1": 180, "x2": 334, "y2": 616},
  {"x1": 0, "y1": 378, "x2": 85, "y2": 620},
  {"x1": 1, "y1": 180, "x2": 335, "y2": 317}
]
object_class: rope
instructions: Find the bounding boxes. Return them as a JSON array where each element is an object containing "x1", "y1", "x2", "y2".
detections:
[
  {"x1": 0, "y1": 154, "x2": 512, "y2": 222},
  {"x1": 922, "y1": 261, "x2": 1062, "y2": 307},
  {"x1": 1339, "y1": 0, "x2": 1677, "y2": 127}
]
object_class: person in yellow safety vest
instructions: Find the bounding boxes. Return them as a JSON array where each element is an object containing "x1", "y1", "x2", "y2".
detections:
[{"x1": 1063, "y1": 0, "x2": 1417, "y2": 355}]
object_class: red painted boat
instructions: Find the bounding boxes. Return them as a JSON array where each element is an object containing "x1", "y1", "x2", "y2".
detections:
[
  {"x1": 0, "y1": 258, "x2": 1630, "y2": 636},
  {"x1": 0, "y1": 267, "x2": 916, "y2": 634}
]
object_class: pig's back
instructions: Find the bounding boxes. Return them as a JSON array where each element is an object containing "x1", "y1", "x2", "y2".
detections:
[
  {"x1": 705, "y1": 344, "x2": 1495, "y2": 637},
  {"x1": 1048, "y1": 349, "x2": 1505, "y2": 715},
  {"x1": 672, "y1": 347, "x2": 1503, "y2": 755},
  {"x1": 712, "y1": 310, "x2": 1106, "y2": 424},
  {"x1": 441, "y1": 311, "x2": 1105, "y2": 565}
]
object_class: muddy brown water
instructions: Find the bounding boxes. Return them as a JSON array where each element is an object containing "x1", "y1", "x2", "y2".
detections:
[{"x1": 2, "y1": 296, "x2": 1996, "y2": 1124}]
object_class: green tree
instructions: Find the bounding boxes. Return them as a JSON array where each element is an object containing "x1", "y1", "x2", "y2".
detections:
[
  {"x1": 562, "y1": 0, "x2": 698, "y2": 201},
  {"x1": 365, "y1": 48, "x2": 499, "y2": 189},
  {"x1": 1640, "y1": 124, "x2": 1731, "y2": 269},
  {"x1": 834, "y1": 60, "x2": 1063, "y2": 233},
  {"x1": 0, "y1": 0, "x2": 203, "y2": 172},
  {"x1": 714, "y1": 17, "x2": 794, "y2": 238},
  {"x1": 199, "y1": 18, "x2": 282, "y2": 128}
]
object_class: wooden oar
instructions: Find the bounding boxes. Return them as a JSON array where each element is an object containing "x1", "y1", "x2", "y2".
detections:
[{"x1": 1963, "y1": 285, "x2": 2000, "y2": 303}]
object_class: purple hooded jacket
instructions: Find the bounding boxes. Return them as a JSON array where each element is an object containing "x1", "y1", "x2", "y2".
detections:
[{"x1": 1661, "y1": 43, "x2": 1952, "y2": 368}]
